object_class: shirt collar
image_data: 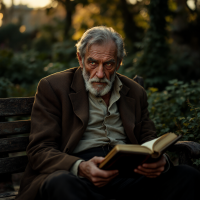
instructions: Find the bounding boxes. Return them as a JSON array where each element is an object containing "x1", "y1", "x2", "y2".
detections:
[{"x1": 113, "y1": 75, "x2": 123, "y2": 93}]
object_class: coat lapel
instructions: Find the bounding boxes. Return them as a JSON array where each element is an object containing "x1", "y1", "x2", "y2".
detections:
[
  {"x1": 64, "y1": 69, "x2": 138, "y2": 153},
  {"x1": 65, "y1": 68, "x2": 89, "y2": 153},
  {"x1": 118, "y1": 83, "x2": 138, "y2": 144}
]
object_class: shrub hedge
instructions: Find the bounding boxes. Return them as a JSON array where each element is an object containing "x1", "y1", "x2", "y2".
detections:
[{"x1": 147, "y1": 79, "x2": 200, "y2": 168}]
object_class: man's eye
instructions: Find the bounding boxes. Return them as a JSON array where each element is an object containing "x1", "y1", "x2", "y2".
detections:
[
  {"x1": 91, "y1": 62, "x2": 95, "y2": 65},
  {"x1": 105, "y1": 63, "x2": 112, "y2": 69}
]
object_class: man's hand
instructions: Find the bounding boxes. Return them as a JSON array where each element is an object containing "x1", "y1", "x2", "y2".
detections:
[
  {"x1": 134, "y1": 155, "x2": 166, "y2": 178},
  {"x1": 78, "y1": 156, "x2": 119, "y2": 187}
]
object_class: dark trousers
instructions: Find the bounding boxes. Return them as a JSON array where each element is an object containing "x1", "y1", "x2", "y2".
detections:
[{"x1": 38, "y1": 146, "x2": 200, "y2": 200}]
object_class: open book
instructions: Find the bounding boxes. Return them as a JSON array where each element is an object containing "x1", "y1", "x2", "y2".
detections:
[{"x1": 99, "y1": 132, "x2": 181, "y2": 173}]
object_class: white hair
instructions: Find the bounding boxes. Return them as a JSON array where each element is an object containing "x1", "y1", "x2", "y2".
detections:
[{"x1": 76, "y1": 26, "x2": 126, "y2": 66}]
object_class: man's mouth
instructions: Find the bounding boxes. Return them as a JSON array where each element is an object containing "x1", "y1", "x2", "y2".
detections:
[
  {"x1": 92, "y1": 82, "x2": 107, "y2": 88},
  {"x1": 92, "y1": 82, "x2": 105, "y2": 84},
  {"x1": 92, "y1": 82, "x2": 107, "y2": 85}
]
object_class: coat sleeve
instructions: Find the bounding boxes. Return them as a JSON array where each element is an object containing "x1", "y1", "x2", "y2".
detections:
[
  {"x1": 138, "y1": 88, "x2": 157, "y2": 144},
  {"x1": 27, "y1": 78, "x2": 80, "y2": 174}
]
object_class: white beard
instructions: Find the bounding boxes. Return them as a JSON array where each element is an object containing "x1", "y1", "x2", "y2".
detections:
[{"x1": 82, "y1": 67, "x2": 116, "y2": 97}]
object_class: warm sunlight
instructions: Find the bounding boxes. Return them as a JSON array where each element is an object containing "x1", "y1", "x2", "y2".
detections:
[
  {"x1": 19, "y1": 25, "x2": 26, "y2": 33},
  {"x1": 5, "y1": 0, "x2": 51, "y2": 8},
  {"x1": 0, "y1": 13, "x2": 3, "y2": 27},
  {"x1": 187, "y1": 0, "x2": 196, "y2": 10}
]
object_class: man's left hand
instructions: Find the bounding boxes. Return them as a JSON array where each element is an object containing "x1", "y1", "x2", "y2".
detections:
[{"x1": 134, "y1": 155, "x2": 166, "y2": 178}]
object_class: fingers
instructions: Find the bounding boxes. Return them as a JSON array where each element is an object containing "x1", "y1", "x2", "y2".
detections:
[
  {"x1": 140, "y1": 155, "x2": 166, "y2": 170},
  {"x1": 91, "y1": 172, "x2": 118, "y2": 187},
  {"x1": 88, "y1": 166, "x2": 118, "y2": 184},
  {"x1": 93, "y1": 173, "x2": 119, "y2": 187},
  {"x1": 136, "y1": 165, "x2": 165, "y2": 173},
  {"x1": 142, "y1": 156, "x2": 166, "y2": 169},
  {"x1": 134, "y1": 155, "x2": 166, "y2": 178},
  {"x1": 92, "y1": 156, "x2": 105, "y2": 164},
  {"x1": 89, "y1": 159, "x2": 118, "y2": 186},
  {"x1": 90, "y1": 156, "x2": 118, "y2": 178},
  {"x1": 134, "y1": 167, "x2": 163, "y2": 177},
  {"x1": 92, "y1": 168, "x2": 118, "y2": 179},
  {"x1": 79, "y1": 156, "x2": 119, "y2": 187}
]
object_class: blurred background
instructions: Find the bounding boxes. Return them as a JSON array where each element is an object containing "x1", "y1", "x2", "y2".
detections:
[
  {"x1": 0, "y1": 0, "x2": 200, "y2": 170},
  {"x1": 1, "y1": 0, "x2": 200, "y2": 95}
]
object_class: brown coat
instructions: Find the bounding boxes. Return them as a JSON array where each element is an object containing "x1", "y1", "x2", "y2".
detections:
[{"x1": 16, "y1": 67, "x2": 156, "y2": 200}]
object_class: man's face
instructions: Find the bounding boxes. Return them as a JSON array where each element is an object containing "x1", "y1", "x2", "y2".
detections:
[{"x1": 78, "y1": 41, "x2": 120, "y2": 96}]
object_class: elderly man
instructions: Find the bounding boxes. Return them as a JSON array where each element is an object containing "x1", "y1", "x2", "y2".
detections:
[{"x1": 16, "y1": 26, "x2": 200, "y2": 200}]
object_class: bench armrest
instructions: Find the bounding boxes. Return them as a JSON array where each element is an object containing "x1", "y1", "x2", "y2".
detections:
[
  {"x1": 133, "y1": 75, "x2": 144, "y2": 88},
  {"x1": 170, "y1": 141, "x2": 200, "y2": 165}
]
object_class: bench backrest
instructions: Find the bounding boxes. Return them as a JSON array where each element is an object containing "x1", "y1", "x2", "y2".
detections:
[{"x1": 0, "y1": 97, "x2": 34, "y2": 175}]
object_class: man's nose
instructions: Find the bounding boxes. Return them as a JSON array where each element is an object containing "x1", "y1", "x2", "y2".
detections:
[{"x1": 96, "y1": 65, "x2": 105, "y2": 79}]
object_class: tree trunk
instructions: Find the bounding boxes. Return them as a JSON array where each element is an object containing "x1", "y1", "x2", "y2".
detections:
[
  {"x1": 119, "y1": 0, "x2": 138, "y2": 43},
  {"x1": 63, "y1": 0, "x2": 72, "y2": 40}
]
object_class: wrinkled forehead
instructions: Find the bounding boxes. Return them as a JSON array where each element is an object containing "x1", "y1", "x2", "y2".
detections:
[
  {"x1": 85, "y1": 43, "x2": 117, "y2": 63},
  {"x1": 86, "y1": 40, "x2": 117, "y2": 56}
]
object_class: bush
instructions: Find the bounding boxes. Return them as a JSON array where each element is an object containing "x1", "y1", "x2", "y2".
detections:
[
  {"x1": 147, "y1": 79, "x2": 200, "y2": 136},
  {"x1": 147, "y1": 79, "x2": 200, "y2": 168},
  {"x1": 0, "y1": 77, "x2": 13, "y2": 98},
  {"x1": 176, "y1": 101, "x2": 200, "y2": 143},
  {"x1": 0, "y1": 44, "x2": 78, "y2": 98},
  {"x1": 175, "y1": 101, "x2": 200, "y2": 170},
  {"x1": 0, "y1": 49, "x2": 49, "y2": 97},
  {"x1": 0, "y1": 23, "x2": 31, "y2": 50}
]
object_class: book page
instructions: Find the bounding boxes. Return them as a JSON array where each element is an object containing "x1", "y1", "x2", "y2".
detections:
[
  {"x1": 154, "y1": 133, "x2": 179, "y2": 152},
  {"x1": 141, "y1": 136, "x2": 161, "y2": 151}
]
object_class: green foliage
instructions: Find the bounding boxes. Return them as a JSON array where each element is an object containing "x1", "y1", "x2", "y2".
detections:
[
  {"x1": 0, "y1": 77, "x2": 13, "y2": 98},
  {"x1": 147, "y1": 79, "x2": 200, "y2": 136},
  {"x1": 169, "y1": 46, "x2": 200, "y2": 84},
  {"x1": 33, "y1": 37, "x2": 52, "y2": 52},
  {"x1": 175, "y1": 102, "x2": 200, "y2": 169},
  {"x1": 0, "y1": 39, "x2": 79, "y2": 98},
  {"x1": 0, "y1": 48, "x2": 49, "y2": 97},
  {"x1": 0, "y1": 49, "x2": 49, "y2": 85},
  {"x1": 0, "y1": 48, "x2": 13, "y2": 74},
  {"x1": 147, "y1": 79, "x2": 200, "y2": 168},
  {"x1": 175, "y1": 101, "x2": 200, "y2": 143},
  {"x1": 192, "y1": 158, "x2": 200, "y2": 171},
  {"x1": 52, "y1": 41, "x2": 78, "y2": 67},
  {"x1": 0, "y1": 23, "x2": 31, "y2": 50},
  {"x1": 131, "y1": 0, "x2": 200, "y2": 90}
]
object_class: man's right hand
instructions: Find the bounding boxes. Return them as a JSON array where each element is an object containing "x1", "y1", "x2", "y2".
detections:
[{"x1": 78, "y1": 156, "x2": 119, "y2": 187}]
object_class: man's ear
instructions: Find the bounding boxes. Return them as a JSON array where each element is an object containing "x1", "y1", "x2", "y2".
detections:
[
  {"x1": 116, "y1": 60, "x2": 122, "y2": 71},
  {"x1": 77, "y1": 52, "x2": 84, "y2": 69}
]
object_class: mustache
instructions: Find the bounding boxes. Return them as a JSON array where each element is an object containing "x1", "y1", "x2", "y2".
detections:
[{"x1": 89, "y1": 77, "x2": 110, "y2": 84}]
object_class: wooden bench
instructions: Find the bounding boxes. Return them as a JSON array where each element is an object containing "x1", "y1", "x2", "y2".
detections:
[
  {"x1": 0, "y1": 97, "x2": 33, "y2": 200},
  {"x1": 0, "y1": 76, "x2": 200, "y2": 200}
]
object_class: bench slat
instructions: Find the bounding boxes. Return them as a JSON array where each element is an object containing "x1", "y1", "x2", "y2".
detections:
[
  {"x1": 0, "y1": 97, "x2": 34, "y2": 117},
  {"x1": 0, "y1": 196, "x2": 16, "y2": 200},
  {"x1": 0, "y1": 137, "x2": 29, "y2": 153},
  {"x1": 0, "y1": 120, "x2": 31, "y2": 136},
  {"x1": 0, "y1": 191, "x2": 18, "y2": 198},
  {"x1": 0, "y1": 156, "x2": 28, "y2": 174}
]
